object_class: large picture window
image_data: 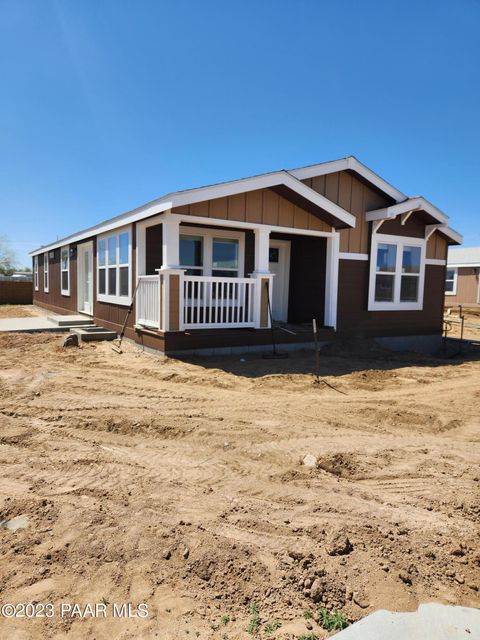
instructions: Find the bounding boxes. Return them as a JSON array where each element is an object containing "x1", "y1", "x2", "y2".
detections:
[
  {"x1": 179, "y1": 227, "x2": 244, "y2": 277},
  {"x1": 445, "y1": 268, "x2": 457, "y2": 295},
  {"x1": 97, "y1": 227, "x2": 131, "y2": 304},
  {"x1": 61, "y1": 246, "x2": 70, "y2": 295},
  {"x1": 368, "y1": 234, "x2": 425, "y2": 311},
  {"x1": 43, "y1": 252, "x2": 49, "y2": 293}
]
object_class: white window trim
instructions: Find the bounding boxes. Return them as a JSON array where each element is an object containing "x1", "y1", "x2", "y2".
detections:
[
  {"x1": 43, "y1": 252, "x2": 49, "y2": 293},
  {"x1": 445, "y1": 267, "x2": 457, "y2": 296},
  {"x1": 180, "y1": 226, "x2": 245, "y2": 277},
  {"x1": 368, "y1": 233, "x2": 426, "y2": 311},
  {"x1": 60, "y1": 245, "x2": 70, "y2": 296},
  {"x1": 97, "y1": 224, "x2": 132, "y2": 306},
  {"x1": 34, "y1": 255, "x2": 39, "y2": 291}
]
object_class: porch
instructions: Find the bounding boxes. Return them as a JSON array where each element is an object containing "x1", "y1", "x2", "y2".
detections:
[{"x1": 134, "y1": 212, "x2": 340, "y2": 343}]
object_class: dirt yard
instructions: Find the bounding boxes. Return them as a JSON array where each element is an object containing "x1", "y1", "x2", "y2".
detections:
[
  {"x1": 0, "y1": 304, "x2": 38, "y2": 319},
  {"x1": 0, "y1": 331, "x2": 479, "y2": 639}
]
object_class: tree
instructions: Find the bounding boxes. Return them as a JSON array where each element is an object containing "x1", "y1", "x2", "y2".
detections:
[{"x1": 0, "y1": 236, "x2": 17, "y2": 275}]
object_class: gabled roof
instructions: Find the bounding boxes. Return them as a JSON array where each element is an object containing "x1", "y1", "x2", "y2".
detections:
[
  {"x1": 365, "y1": 196, "x2": 462, "y2": 244},
  {"x1": 289, "y1": 155, "x2": 407, "y2": 203},
  {"x1": 30, "y1": 155, "x2": 462, "y2": 255},
  {"x1": 30, "y1": 169, "x2": 356, "y2": 256},
  {"x1": 447, "y1": 246, "x2": 480, "y2": 267}
]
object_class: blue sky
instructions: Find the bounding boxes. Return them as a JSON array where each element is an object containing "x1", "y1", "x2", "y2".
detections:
[{"x1": 1, "y1": 0, "x2": 479, "y2": 267}]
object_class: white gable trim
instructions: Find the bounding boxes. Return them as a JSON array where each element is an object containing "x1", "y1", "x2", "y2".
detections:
[
  {"x1": 289, "y1": 156, "x2": 407, "y2": 203},
  {"x1": 31, "y1": 170, "x2": 355, "y2": 257}
]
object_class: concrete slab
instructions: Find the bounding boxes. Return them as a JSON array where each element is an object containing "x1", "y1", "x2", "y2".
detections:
[
  {"x1": 47, "y1": 314, "x2": 94, "y2": 327},
  {"x1": 335, "y1": 603, "x2": 480, "y2": 640},
  {"x1": 0, "y1": 317, "x2": 67, "y2": 333},
  {"x1": 71, "y1": 327, "x2": 117, "y2": 342}
]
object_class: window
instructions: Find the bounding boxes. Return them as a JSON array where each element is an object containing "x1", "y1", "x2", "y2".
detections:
[
  {"x1": 180, "y1": 235, "x2": 204, "y2": 275},
  {"x1": 179, "y1": 227, "x2": 244, "y2": 277},
  {"x1": 445, "y1": 268, "x2": 457, "y2": 295},
  {"x1": 212, "y1": 238, "x2": 239, "y2": 277},
  {"x1": 61, "y1": 246, "x2": 70, "y2": 295},
  {"x1": 43, "y1": 252, "x2": 49, "y2": 293},
  {"x1": 97, "y1": 227, "x2": 131, "y2": 304},
  {"x1": 34, "y1": 256, "x2": 39, "y2": 291},
  {"x1": 368, "y1": 234, "x2": 425, "y2": 310}
]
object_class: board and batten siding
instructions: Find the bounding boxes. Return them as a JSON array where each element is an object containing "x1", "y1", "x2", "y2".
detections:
[
  {"x1": 172, "y1": 188, "x2": 332, "y2": 233},
  {"x1": 302, "y1": 171, "x2": 392, "y2": 254}
]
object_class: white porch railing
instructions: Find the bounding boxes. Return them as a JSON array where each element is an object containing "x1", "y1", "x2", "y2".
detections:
[
  {"x1": 136, "y1": 275, "x2": 160, "y2": 328},
  {"x1": 182, "y1": 275, "x2": 256, "y2": 329}
]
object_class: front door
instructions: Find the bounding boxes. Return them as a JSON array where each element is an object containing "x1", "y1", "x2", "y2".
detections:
[
  {"x1": 268, "y1": 240, "x2": 291, "y2": 322},
  {"x1": 78, "y1": 242, "x2": 93, "y2": 316}
]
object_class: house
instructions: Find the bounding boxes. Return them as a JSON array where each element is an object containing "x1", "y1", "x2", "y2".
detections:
[
  {"x1": 30, "y1": 156, "x2": 462, "y2": 355},
  {"x1": 445, "y1": 247, "x2": 480, "y2": 306}
]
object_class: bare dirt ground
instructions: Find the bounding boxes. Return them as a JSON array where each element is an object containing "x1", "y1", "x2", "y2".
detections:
[
  {"x1": 444, "y1": 306, "x2": 480, "y2": 343},
  {"x1": 0, "y1": 304, "x2": 38, "y2": 319},
  {"x1": 0, "y1": 330, "x2": 479, "y2": 640}
]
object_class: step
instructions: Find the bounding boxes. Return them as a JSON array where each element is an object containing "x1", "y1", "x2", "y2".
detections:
[
  {"x1": 71, "y1": 326, "x2": 117, "y2": 342},
  {"x1": 47, "y1": 314, "x2": 94, "y2": 327}
]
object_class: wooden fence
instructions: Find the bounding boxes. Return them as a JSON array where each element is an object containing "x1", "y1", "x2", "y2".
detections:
[{"x1": 0, "y1": 281, "x2": 33, "y2": 305}]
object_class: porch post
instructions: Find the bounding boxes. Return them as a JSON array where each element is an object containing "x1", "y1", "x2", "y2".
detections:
[
  {"x1": 324, "y1": 232, "x2": 340, "y2": 330},
  {"x1": 252, "y1": 227, "x2": 273, "y2": 328},
  {"x1": 159, "y1": 217, "x2": 184, "y2": 332}
]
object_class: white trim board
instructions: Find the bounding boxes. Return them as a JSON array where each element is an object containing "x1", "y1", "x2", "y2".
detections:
[
  {"x1": 339, "y1": 252, "x2": 369, "y2": 261},
  {"x1": 30, "y1": 170, "x2": 354, "y2": 257},
  {"x1": 289, "y1": 156, "x2": 407, "y2": 203},
  {"x1": 425, "y1": 258, "x2": 447, "y2": 266}
]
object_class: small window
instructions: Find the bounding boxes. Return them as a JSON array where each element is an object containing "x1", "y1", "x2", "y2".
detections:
[
  {"x1": 34, "y1": 256, "x2": 39, "y2": 291},
  {"x1": 180, "y1": 235, "x2": 203, "y2": 276},
  {"x1": 43, "y1": 252, "x2": 49, "y2": 292},
  {"x1": 97, "y1": 228, "x2": 131, "y2": 304},
  {"x1": 61, "y1": 246, "x2": 70, "y2": 295},
  {"x1": 375, "y1": 243, "x2": 397, "y2": 302},
  {"x1": 445, "y1": 268, "x2": 457, "y2": 295}
]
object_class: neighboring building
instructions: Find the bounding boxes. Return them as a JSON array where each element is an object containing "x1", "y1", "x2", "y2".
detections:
[
  {"x1": 30, "y1": 156, "x2": 462, "y2": 354},
  {"x1": 445, "y1": 246, "x2": 480, "y2": 306}
]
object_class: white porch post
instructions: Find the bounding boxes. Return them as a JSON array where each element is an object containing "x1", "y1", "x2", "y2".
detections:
[
  {"x1": 324, "y1": 232, "x2": 340, "y2": 330},
  {"x1": 252, "y1": 227, "x2": 273, "y2": 328},
  {"x1": 159, "y1": 216, "x2": 183, "y2": 332}
]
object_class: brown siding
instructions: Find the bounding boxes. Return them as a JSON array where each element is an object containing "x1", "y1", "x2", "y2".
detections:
[
  {"x1": 380, "y1": 215, "x2": 426, "y2": 239},
  {"x1": 304, "y1": 171, "x2": 392, "y2": 254},
  {"x1": 172, "y1": 188, "x2": 332, "y2": 233},
  {"x1": 337, "y1": 261, "x2": 445, "y2": 337},
  {"x1": 445, "y1": 267, "x2": 479, "y2": 305},
  {"x1": 427, "y1": 232, "x2": 448, "y2": 260},
  {"x1": 33, "y1": 246, "x2": 79, "y2": 314},
  {"x1": 169, "y1": 274, "x2": 180, "y2": 331},
  {"x1": 0, "y1": 281, "x2": 32, "y2": 304}
]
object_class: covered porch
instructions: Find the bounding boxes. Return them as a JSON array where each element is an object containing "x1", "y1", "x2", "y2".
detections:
[{"x1": 135, "y1": 211, "x2": 340, "y2": 340}]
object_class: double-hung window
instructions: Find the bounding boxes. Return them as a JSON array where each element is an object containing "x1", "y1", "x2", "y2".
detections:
[
  {"x1": 43, "y1": 252, "x2": 49, "y2": 292},
  {"x1": 445, "y1": 268, "x2": 457, "y2": 295},
  {"x1": 61, "y1": 246, "x2": 70, "y2": 295},
  {"x1": 368, "y1": 234, "x2": 425, "y2": 310},
  {"x1": 179, "y1": 228, "x2": 243, "y2": 277},
  {"x1": 97, "y1": 227, "x2": 131, "y2": 304},
  {"x1": 34, "y1": 256, "x2": 39, "y2": 291}
]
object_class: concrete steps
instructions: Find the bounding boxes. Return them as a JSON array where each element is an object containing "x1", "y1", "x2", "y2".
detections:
[
  {"x1": 47, "y1": 315, "x2": 94, "y2": 327},
  {"x1": 71, "y1": 326, "x2": 117, "y2": 342}
]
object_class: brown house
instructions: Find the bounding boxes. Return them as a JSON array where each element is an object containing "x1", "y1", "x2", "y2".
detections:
[
  {"x1": 31, "y1": 157, "x2": 462, "y2": 355},
  {"x1": 445, "y1": 247, "x2": 480, "y2": 307}
]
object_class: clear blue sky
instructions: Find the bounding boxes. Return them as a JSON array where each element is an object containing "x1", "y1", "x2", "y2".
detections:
[{"x1": 1, "y1": 0, "x2": 479, "y2": 267}]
